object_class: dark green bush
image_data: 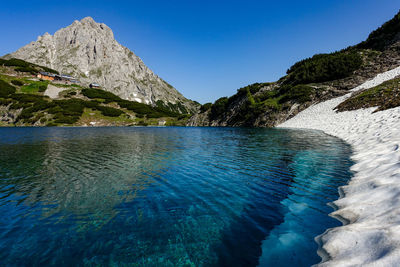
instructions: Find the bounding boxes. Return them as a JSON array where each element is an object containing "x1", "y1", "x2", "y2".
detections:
[
  {"x1": 53, "y1": 114, "x2": 80, "y2": 124},
  {"x1": 83, "y1": 100, "x2": 100, "y2": 109},
  {"x1": 0, "y1": 80, "x2": 16, "y2": 97},
  {"x1": 1, "y1": 58, "x2": 59, "y2": 74},
  {"x1": 81, "y1": 88, "x2": 121, "y2": 102},
  {"x1": 4, "y1": 58, "x2": 31, "y2": 68},
  {"x1": 237, "y1": 83, "x2": 267, "y2": 95},
  {"x1": 0, "y1": 98, "x2": 12, "y2": 106},
  {"x1": 200, "y1": 102, "x2": 212, "y2": 112},
  {"x1": 96, "y1": 106, "x2": 124, "y2": 117},
  {"x1": 278, "y1": 84, "x2": 315, "y2": 104},
  {"x1": 11, "y1": 80, "x2": 24, "y2": 86},
  {"x1": 210, "y1": 97, "x2": 228, "y2": 120},
  {"x1": 82, "y1": 88, "x2": 182, "y2": 117},
  {"x1": 357, "y1": 11, "x2": 400, "y2": 51},
  {"x1": 38, "y1": 85, "x2": 47, "y2": 92},
  {"x1": 14, "y1": 66, "x2": 37, "y2": 75},
  {"x1": 286, "y1": 50, "x2": 362, "y2": 85},
  {"x1": 11, "y1": 93, "x2": 45, "y2": 103}
]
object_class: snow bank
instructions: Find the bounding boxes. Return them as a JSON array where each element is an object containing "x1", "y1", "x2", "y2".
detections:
[{"x1": 279, "y1": 66, "x2": 400, "y2": 266}]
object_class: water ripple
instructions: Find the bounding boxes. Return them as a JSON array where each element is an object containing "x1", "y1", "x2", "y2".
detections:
[{"x1": 0, "y1": 127, "x2": 352, "y2": 266}]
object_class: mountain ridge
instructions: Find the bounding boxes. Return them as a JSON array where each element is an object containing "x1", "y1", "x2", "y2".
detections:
[{"x1": 4, "y1": 16, "x2": 197, "y2": 114}]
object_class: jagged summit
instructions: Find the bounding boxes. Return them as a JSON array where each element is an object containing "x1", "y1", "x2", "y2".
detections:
[{"x1": 6, "y1": 17, "x2": 196, "y2": 113}]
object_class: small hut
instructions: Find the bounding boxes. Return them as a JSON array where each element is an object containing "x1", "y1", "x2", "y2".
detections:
[
  {"x1": 37, "y1": 72, "x2": 56, "y2": 81},
  {"x1": 89, "y1": 83, "x2": 101, "y2": 89}
]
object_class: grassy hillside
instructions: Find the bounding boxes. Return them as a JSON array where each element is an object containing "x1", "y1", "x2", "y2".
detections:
[
  {"x1": 0, "y1": 59, "x2": 190, "y2": 127},
  {"x1": 196, "y1": 10, "x2": 400, "y2": 126},
  {"x1": 336, "y1": 77, "x2": 400, "y2": 112}
]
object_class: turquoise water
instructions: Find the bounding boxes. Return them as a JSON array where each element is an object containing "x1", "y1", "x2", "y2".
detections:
[{"x1": 0, "y1": 127, "x2": 352, "y2": 266}]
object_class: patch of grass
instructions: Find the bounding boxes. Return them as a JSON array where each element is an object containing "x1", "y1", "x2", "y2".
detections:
[
  {"x1": 20, "y1": 81, "x2": 49, "y2": 93},
  {"x1": 79, "y1": 108, "x2": 134, "y2": 126},
  {"x1": 336, "y1": 77, "x2": 400, "y2": 112}
]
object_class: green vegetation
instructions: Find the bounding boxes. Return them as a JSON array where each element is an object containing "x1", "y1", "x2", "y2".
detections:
[
  {"x1": 357, "y1": 10, "x2": 400, "y2": 51},
  {"x1": 336, "y1": 77, "x2": 400, "y2": 112},
  {"x1": 81, "y1": 88, "x2": 120, "y2": 102},
  {"x1": 20, "y1": 81, "x2": 49, "y2": 93},
  {"x1": 96, "y1": 105, "x2": 124, "y2": 117},
  {"x1": 209, "y1": 97, "x2": 228, "y2": 120},
  {"x1": 0, "y1": 58, "x2": 59, "y2": 75},
  {"x1": 81, "y1": 88, "x2": 182, "y2": 118},
  {"x1": 0, "y1": 79, "x2": 16, "y2": 97},
  {"x1": 278, "y1": 84, "x2": 315, "y2": 104},
  {"x1": 205, "y1": 82, "x2": 317, "y2": 125},
  {"x1": 285, "y1": 50, "x2": 363, "y2": 85},
  {"x1": 200, "y1": 103, "x2": 212, "y2": 112},
  {"x1": 11, "y1": 80, "x2": 24, "y2": 86}
]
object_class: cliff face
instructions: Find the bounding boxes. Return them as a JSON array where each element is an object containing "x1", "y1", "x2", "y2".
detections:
[
  {"x1": 6, "y1": 17, "x2": 197, "y2": 113},
  {"x1": 189, "y1": 11, "x2": 400, "y2": 127}
]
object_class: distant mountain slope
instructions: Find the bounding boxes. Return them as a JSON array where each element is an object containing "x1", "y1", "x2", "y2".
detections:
[
  {"x1": 189, "y1": 10, "x2": 400, "y2": 127},
  {"x1": 4, "y1": 17, "x2": 197, "y2": 114},
  {"x1": 0, "y1": 59, "x2": 191, "y2": 127}
]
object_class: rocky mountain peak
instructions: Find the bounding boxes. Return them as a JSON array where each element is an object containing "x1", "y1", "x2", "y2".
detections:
[{"x1": 6, "y1": 17, "x2": 196, "y2": 113}]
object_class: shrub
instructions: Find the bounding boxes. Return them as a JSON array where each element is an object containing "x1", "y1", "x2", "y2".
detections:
[
  {"x1": 81, "y1": 88, "x2": 121, "y2": 102},
  {"x1": 0, "y1": 98, "x2": 12, "y2": 106},
  {"x1": 0, "y1": 80, "x2": 16, "y2": 97},
  {"x1": 357, "y1": 11, "x2": 400, "y2": 51},
  {"x1": 14, "y1": 66, "x2": 37, "y2": 75},
  {"x1": 4, "y1": 58, "x2": 31, "y2": 68},
  {"x1": 38, "y1": 85, "x2": 47, "y2": 92},
  {"x1": 83, "y1": 100, "x2": 100, "y2": 109},
  {"x1": 96, "y1": 105, "x2": 124, "y2": 117},
  {"x1": 278, "y1": 84, "x2": 315, "y2": 104},
  {"x1": 11, "y1": 80, "x2": 24, "y2": 86},
  {"x1": 285, "y1": 50, "x2": 362, "y2": 85},
  {"x1": 1, "y1": 58, "x2": 59, "y2": 75},
  {"x1": 210, "y1": 97, "x2": 228, "y2": 120},
  {"x1": 200, "y1": 102, "x2": 212, "y2": 112}
]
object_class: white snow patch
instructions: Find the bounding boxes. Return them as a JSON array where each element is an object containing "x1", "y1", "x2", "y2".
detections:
[
  {"x1": 133, "y1": 98, "x2": 142, "y2": 103},
  {"x1": 279, "y1": 66, "x2": 400, "y2": 266}
]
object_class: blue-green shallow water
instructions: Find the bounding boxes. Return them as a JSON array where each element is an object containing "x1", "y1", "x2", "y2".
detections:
[{"x1": 0, "y1": 127, "x2": 353, "y2": 266}]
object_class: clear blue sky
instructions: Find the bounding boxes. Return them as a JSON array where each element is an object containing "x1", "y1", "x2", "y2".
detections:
[{"x1": 0, "y1": 1, "x2": 398, "y2": 103}]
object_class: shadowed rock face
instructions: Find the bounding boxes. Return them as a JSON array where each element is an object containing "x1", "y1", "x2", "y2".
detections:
[{"x1": 6, "y1": 17, "x2": 196, "y2": 113}]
